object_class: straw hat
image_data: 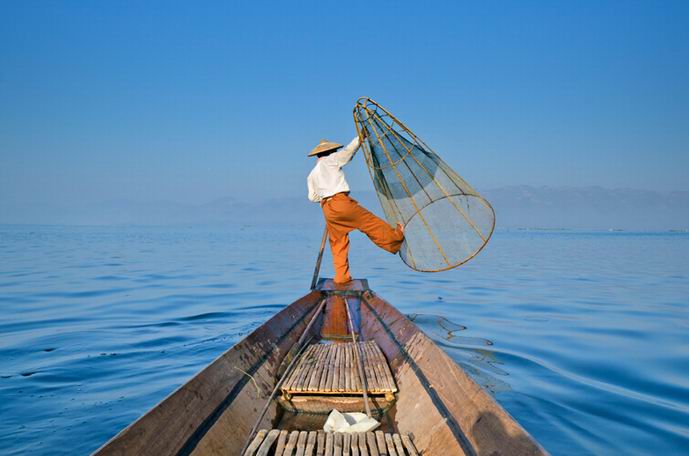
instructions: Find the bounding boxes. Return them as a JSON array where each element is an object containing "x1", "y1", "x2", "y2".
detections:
[{"x1": 308, "y1": 139, "x2": 343, "y2": 157}]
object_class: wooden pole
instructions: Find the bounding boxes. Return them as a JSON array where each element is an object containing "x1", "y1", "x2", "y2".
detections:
[
  {"x1": 344, "y1": 297, "x2": 372, "y2": 418},
  {"x1": 310, "y1": 226, "x2": 328, "y2": 290}
]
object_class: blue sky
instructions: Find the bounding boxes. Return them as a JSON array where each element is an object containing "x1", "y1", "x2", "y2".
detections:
[{"x1": 1, "y1": 1, "x2": 688, "y2": 206}]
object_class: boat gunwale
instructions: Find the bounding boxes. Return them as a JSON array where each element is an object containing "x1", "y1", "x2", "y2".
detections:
[
  {"x1": 92, "y1": 290, "x2": 323, "y2": 456},
  {"x1": 360, "y1": 290, "x2": 548, "y2": 456}
]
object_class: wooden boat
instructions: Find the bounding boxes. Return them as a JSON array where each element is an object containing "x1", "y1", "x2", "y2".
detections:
[{"x1": 94, "y1": 279, "x2": 546, "y2": 455}]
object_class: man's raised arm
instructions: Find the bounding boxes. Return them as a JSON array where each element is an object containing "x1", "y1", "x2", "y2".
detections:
[{"x1": 332, "y1": 136, "x2": 361, "y2": 167}]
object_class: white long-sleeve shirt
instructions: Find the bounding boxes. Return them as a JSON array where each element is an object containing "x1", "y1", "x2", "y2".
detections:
[{"x1": 307, "y1": 136, "x2": 361, "y2": 203}]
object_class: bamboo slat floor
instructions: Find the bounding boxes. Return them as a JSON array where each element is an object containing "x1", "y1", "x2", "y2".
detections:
[
  {"x1": 281, "y1": 341, "x2": 397, "y2": 395},
  {"x1": 244, "y1": 430, "x2": 419, "y2": 456}
]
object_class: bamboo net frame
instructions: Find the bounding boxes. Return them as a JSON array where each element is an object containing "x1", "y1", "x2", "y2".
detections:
[{"x1": 353, "y1": 97, "x2": 495, "y2": 272}]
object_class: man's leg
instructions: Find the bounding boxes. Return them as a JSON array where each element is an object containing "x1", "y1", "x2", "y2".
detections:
[
  {"x1": 350, "y1": 199, "x2": 404, "y2": 253},
  {"x1": 327, "y1": 224, "x2": 352, "y2": 283}
]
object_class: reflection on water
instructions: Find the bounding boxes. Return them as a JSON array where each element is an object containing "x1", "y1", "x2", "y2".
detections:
[
  {"x1": 1, "y1": 225, "x2": 688, "y2": 455},
  {"x1": 407, "y1": 313, "x2": 509, "y2": 394},
  {"x1": 408, "y1": 312, "x2": 491, "y2": 345}
]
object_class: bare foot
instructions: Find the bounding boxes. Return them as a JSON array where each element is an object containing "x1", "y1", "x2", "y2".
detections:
[{"x1": 397, "y1": 223, "x2": 405, "y2": 236}]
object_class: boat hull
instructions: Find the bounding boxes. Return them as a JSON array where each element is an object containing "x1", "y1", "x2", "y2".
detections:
[{"x1": 94, "y1": 281, "x2": 545, "y2": 455}]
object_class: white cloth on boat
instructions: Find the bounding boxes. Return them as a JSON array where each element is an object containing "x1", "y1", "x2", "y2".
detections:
[
  {"x1": 307, "y1": 136, "x2": 361, "y2": 202},
  {"x1": 323, "y1": 409, "x2": 379, "y2": 433}
]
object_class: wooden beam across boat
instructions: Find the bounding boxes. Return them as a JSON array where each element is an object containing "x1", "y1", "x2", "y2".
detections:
[{"x1": 93, "y1": 279, "x2": 546, "y2": 456}]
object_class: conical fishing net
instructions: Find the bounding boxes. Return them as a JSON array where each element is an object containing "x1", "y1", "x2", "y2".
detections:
[{"x1": 353, "y1": 97, "x2": 495, "y2": 272}]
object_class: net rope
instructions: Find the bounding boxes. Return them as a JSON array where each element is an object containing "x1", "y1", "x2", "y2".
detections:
[{"x1": 353, "y1": 97, "x2": 495, "y2": 272}]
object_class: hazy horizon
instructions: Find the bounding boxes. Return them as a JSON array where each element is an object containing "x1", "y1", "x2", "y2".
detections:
[{"x1": 2, "y1": 185, "x2": 687, "y2": 231}]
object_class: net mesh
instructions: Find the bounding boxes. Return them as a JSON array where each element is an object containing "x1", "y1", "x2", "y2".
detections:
[{"x1": 353, "y1": 97, "x2": 495, "y2": 272}]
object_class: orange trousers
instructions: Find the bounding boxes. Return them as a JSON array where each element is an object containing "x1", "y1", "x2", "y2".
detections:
[{"x1": 321, "y1": 193, "x2": 404, "y2": 284}]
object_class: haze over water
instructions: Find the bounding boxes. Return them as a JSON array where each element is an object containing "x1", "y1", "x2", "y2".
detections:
[{"x1": 1, "y1": 224, "x2": 687, "y2": 455}]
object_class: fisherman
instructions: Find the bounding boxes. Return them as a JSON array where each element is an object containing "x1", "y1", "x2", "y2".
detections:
[{"x1": 307, "y1": 133, "x2": 405, "y2": 284}]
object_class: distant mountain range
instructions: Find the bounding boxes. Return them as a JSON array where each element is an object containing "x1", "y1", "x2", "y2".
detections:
[
  {"x1": 1, "y1": 186, "x2": 687, "y2": 231},
  {"x1": 484, "y1": 186, "x2": 689, "y2": 231}
]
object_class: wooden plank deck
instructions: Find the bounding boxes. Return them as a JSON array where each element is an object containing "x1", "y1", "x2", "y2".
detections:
[
  {"x1": 244, "y1": 430, "x2": 419, "y2": 456},
  {"x1": 281, "y1": 341, "x2": 396, "y2": 395}
]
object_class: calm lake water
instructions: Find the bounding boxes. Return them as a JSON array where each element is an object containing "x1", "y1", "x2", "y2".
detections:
[{"x1": 1, "y1": 225, "x2": 688, "y2": 455}]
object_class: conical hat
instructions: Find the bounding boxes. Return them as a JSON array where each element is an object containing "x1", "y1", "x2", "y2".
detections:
[{"x1": 308, "y1": 139, "x2": 343, "y2": 157}]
